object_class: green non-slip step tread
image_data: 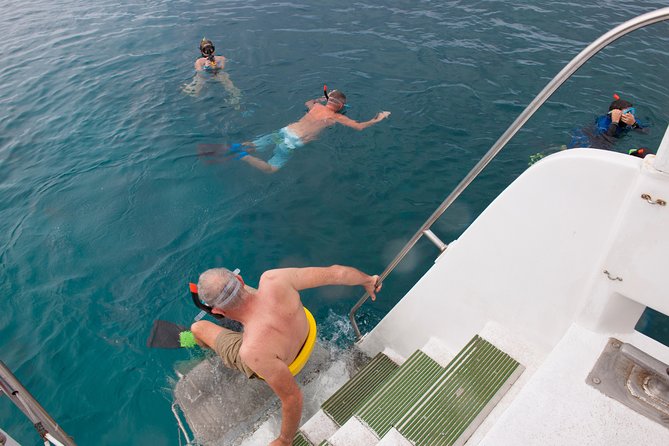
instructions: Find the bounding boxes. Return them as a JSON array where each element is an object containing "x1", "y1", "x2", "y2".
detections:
[
  {"x1": 356, "y1": 350, "x2": 444, "y2": 438},
  {"x1": 321, "y1": 352, "x2": 399, "y2": 426},
  {"x1": 397, "y1": 336, "x2": 523, "y2": 446},
  {"x1": 292, "y1": 431, "x2": 312, "y2": 446},
  {"x1": 317, "y1": 441, "x2": 332, "y2": 446}
]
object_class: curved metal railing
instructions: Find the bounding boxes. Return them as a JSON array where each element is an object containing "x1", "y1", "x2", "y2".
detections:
[
  {"x1": 0, "y1": 361, "x2": 76, "y2": 446},
  {"x1": 349, "y1": 7, "x2": 669, "y2": 340}
]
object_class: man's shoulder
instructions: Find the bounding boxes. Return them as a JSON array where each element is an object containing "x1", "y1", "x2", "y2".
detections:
[
  {"x1": 259, "y1": 268, "x2": 291, "y2": 285},
  {"x1": 307, "y1": 104, "x2": 339, "y2": 119}
]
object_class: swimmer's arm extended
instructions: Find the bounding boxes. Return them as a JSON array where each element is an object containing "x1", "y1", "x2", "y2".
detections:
[
  {"x1": 242, "y1": 349, "x2": 302, "y2": 446},
  {"x1": 262, "y1": 266, "x2": 382, "y2": 300},
  {"x1": 335, "y1": 111, "x2": 391, "y2": 130}
]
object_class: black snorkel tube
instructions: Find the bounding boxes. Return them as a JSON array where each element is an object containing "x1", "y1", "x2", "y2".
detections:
[
  {"x1": 323, "y1": 84, "x2": 348, "y2": 113},
  {"x1": 189, "y1": 283, "x2": 224, "y2": 320}
]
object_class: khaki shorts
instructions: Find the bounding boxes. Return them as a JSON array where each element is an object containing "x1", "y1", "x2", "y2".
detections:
[{"x1": 214, "y1": 328, "x2": 256, "y2": 379}]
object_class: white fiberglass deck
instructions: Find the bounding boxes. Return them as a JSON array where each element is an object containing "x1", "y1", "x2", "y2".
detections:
[
  {"x1": 478, "y1": 324, "x2": 669, "y2": 445},
  {"x1": 355, "y1": 128, "x2": 669, "y2": 445}
]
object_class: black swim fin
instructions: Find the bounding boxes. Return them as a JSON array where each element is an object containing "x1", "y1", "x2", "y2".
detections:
[
  {"x1": 147, "y1": 318, "x2": 243, "y2": 349},
  {"x1": 147, "y1": 320, "x2": 189, "y2": 348}
]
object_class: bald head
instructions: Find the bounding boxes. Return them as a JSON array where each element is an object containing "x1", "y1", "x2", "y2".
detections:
[{"x1": 197, "y1": 268, "x2": 245, "y2": 311}]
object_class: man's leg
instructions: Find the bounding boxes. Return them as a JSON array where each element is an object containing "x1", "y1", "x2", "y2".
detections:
[
  {"x1": 191, "y1": 321, "x2": 256, "y2": 378},
  {"x1": 191, "y1": 320, "x2": 224, "y2": 349},
  {"x1": 241, "y1": 155, "x2": 279, "y2": 173}
]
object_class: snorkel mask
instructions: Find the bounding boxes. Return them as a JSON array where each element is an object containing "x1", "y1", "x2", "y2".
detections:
[
  {"x1": 200, "y1": 38, "x2": 216, "y2": 62},
  {"x1": 621, "y1": 107, "x2": 636, "y2": 117},
  {"x1": 189, "y1": 267, "x2": 241, "y2": 320},
  {"x1": 323, "y1": 84, "x2": 347, "y2": 112},
  {"x1": 607, "y1": 93, "x2": 635, "y2": 118}
]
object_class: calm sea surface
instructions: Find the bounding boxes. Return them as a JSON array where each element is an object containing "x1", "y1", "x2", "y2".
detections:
[{"x1": 2, "y1": 0, "x2": 668, "y2": 444}]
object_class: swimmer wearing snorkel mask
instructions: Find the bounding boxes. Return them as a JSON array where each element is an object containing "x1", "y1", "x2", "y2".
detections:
[
  {"x1": 566, "y1": 93, "x2": 648, "y2": 152},
  {"x1": 201, "y1": 85, "x2": 391, "y2": 173},
  {"x1": 182, "y1": 37, "x2": 241, "y2": 106}
]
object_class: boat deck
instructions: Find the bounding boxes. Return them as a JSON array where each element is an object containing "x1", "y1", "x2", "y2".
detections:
[{"x1": 477, "y1": 324, "x2": 669, "y2": 445}]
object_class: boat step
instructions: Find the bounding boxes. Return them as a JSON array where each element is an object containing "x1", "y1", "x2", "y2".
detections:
[
  {"x1": 395, "y1": 335, "x2": 524, "y2": 446},
  {"x1": 292, "y1": 431, "x2": 312, "y2": 446},
  {"x1": 321, "y1": 352, "x2": 399, "y2": 426},
  {"x1": 355, "y1": 350, "x2": 444, "y2": 438}
]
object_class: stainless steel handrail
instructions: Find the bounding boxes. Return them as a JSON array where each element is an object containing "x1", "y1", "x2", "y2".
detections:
[
  {"x1": 0, "y1": 361, "x2": 76, "y2": 446},
  {"x1": 349, "y1": 7, "x2": 669, "y2": 340}
]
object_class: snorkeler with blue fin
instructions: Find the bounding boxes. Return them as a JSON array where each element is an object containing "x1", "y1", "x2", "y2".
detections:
[
  {"x1": 182, "y1": 37, "x2": 241, "y2": 107},
  {"x1": 197, "y1": 85, "x2": 391, "y2": 172}
]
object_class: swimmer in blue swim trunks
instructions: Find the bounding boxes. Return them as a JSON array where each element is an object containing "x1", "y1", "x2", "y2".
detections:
[
  {"x1": 182, "y1": 38, "x2": 241, "y2": 106},
  {"x1": 222, "y1": 88, "x2": 390, "y2": 173}
]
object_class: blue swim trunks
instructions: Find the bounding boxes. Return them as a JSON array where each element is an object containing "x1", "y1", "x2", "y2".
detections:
[{"x1": 251, "y1": 127, "x2": 304, "y2": 169}]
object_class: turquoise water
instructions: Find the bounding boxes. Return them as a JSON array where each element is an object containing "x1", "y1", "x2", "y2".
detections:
[{"x1": 2, "y1": 0, "x2": 669, "y2": 444}]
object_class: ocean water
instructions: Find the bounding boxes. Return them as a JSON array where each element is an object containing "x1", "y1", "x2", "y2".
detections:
[{"x1": 1, "y1": 0, "x2": 669, "y2": 444}]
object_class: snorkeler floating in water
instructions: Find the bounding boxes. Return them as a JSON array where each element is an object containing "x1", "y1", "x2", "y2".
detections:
[
  {"x1": 529, "y1": 93, "x2": 650, "y2": 165},
  {"x1": 182, "y1": 37, "x2": 241, "y2": 106},
  {"x1": 199, "y1": 86, "x2": 391, "y2": 173},
  {"x1": 568, "y1": 93, "x2": 648, "y2": 151}
]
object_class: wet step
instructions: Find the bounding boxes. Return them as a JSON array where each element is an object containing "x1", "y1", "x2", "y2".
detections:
[
  {"x1": 291, "y1": 430, "x2": 333, "y2": 446},
  {"x1": 321, "y1": 352, "x2": 400, "y2": 426},
  {"x1": 298, "y1": 335, "x2": 524, "y2": 446},
  {"x1": 292, "y1": 431, "x2": 312, "y2": 446},
  {"x1": 395, "y1": 335, "x2": 524, "y2": 446},
  {"x1": 355, "y1": 350, "x2": 444, "y2": 438}
]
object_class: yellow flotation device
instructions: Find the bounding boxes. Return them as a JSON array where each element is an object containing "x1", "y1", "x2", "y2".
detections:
[
  {"x1": 288, "y1": 307, "x2": 317, "y2": 376},
  {"x1": 258, "y1": 307, "x2": 316, "y2": 380}
]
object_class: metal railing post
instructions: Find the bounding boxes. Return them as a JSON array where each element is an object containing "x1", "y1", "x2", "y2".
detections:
[{"x1": 0, "y1": 361, "x2": 76, "y2": 446}]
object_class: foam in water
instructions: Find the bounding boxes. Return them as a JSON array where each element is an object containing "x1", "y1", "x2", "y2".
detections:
[{"x1": 239, "y1": 355, "x2": 352, "y2": 446}]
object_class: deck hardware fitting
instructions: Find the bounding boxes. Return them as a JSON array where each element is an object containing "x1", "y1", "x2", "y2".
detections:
[
  {"x1": 603, "y1": 270, "x2": 623, "y2": 281},
  {"x1": 641, "y1": 193, "x2": 667, "y2": 206}
]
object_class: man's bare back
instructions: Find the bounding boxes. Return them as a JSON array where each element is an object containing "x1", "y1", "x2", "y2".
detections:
[
  {"x1": 240, "y1": 273, "x2": 309, "y2": 366},
  {"x1": 286, "y1": 103, "x2": 343, "y2": 144}
]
